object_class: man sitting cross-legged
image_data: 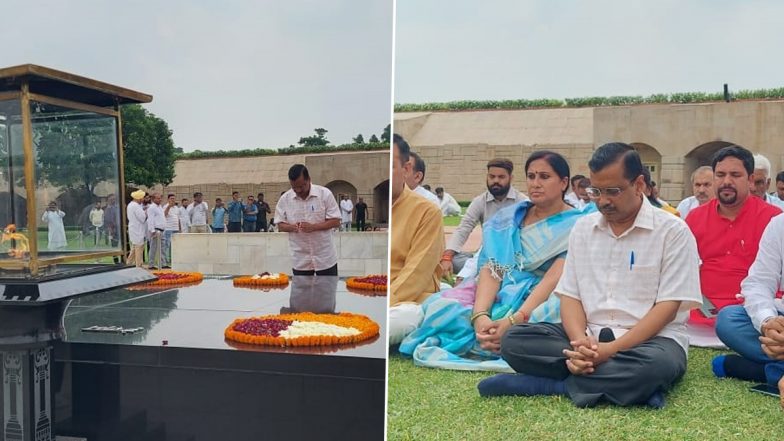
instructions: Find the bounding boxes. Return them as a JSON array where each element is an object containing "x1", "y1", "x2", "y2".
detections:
[
  {"x1": 713, "y1": 213, "x2": 784, "y2": 406},
  {"x1": 478, "y1": 142, "x2": 702, "y2": 408}
]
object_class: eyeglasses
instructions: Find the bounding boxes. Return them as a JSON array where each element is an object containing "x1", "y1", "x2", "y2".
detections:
[{"x1": 585, "y1": 186, "x2": 626, "y2": 198}]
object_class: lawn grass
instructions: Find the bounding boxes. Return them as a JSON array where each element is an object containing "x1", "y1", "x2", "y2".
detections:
[
  {"x1": 388, "y1": 348, "x2": 781, "y2": 440},
  {"x1": 443, "y1": 207, "x2": 466, "y2": 227}
]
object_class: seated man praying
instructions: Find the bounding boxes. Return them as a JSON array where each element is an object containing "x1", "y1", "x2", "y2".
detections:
[{"x1": 479, "y1": 142, "x2": 701, "y2": 408}]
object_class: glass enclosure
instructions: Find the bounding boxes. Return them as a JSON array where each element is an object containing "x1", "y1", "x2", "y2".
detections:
[{"x1": 0, "y1": 95, "x2": 124, "y2": 278}]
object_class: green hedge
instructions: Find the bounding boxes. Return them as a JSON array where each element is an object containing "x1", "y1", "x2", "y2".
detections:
[
  {"x1": 394, "y1": 87, "x2": 784, "y2": 112},
  {"x1": 176, "y1": 142, "x2": 389, "y2": 160}
]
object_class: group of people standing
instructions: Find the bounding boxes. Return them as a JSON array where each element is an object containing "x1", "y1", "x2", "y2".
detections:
[
  {"x1": 391, "y1": 133, "x2": 784, "y2": 408},
  {"x1": 125, "y1": 190, "x2": 272, "y2": 268}
]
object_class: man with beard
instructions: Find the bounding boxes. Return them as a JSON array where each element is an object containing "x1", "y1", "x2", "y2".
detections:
[
  {"x1": 686, "y1": 145, "x2": 782, "y2": 326},
  {"x1": 751, "y1": 154, "x2": 784, "y2": 210},
  {"x1": 440, "y1": 158, "x2": 528, "y2": 275},
  {"x1": 676, "y1": 166, "x2": 714, "y2": 219}
]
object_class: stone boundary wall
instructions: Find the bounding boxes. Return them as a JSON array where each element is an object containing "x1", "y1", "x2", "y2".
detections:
[
  {"x1": 171, "y1": 232, "x2": 388, "y2": 277},
  {"x1": 414, "y1": 143, "x2": 594, "y2": 203}
]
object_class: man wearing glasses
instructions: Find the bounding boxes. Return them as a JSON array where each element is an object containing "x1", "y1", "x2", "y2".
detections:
[{"x1": 481, "y1": 142, "x2": 701, "y2": 409}]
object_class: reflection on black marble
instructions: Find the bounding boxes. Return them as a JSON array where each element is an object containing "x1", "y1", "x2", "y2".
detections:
[
  {"x1": 54, "y1": 276, "x2": 387, "y2": 441},
  {"x1": 281, "y1": 275, "x2": 337, "y2": 314},
  {"x1": 61, "y1": 278, "x2": 387, "y2": 359}
]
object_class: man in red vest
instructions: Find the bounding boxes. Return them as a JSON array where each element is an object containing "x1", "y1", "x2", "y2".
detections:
[{"x1": 686, "y1": 145, "x2": 782, "y2": 326}]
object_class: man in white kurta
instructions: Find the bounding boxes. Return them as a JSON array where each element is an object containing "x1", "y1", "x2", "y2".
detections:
[
  {"x1": 339, "y1": 195, "x2": 354, "y2": 231},
  {"x1": 41, "y1": 202, "x2": 67, "y2": 250},
  {"x1": 146, "y1": 193, "x2": 166, "y2": 269},
  {"x1": 127, "y1": 190, "x2": 147, "y2": 267}
]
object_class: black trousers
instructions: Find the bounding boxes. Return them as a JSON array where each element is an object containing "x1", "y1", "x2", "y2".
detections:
[
  {"x1": 356, "y1": 218, "x2": 366, "y2": 231},
  {"x1": 227, "y1": 222, "x2": 242, "y2": 233},
  {"x1": 255, "y1": 219, "x2": 267, "y2": 232},
  {"x1": 501, "y1": 322, "x2": 686, "y2": 407},
  {"x1": 292, "y1": 263, "x2": 338, "y2": 276}
]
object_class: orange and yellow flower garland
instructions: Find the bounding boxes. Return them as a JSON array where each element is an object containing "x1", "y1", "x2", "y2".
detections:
[
  {"x1": 346, "y1": 274, "x2": 387, "y2": 292},
  {"x1": 224, "y1": 312, "x2": 379, "y2": 347},
  {"x1": 129, "y1": 270, "x2": 203, "y2": 289},
  {"x1": 233, "y1": 273, "x2": 290, "y2": 287}
]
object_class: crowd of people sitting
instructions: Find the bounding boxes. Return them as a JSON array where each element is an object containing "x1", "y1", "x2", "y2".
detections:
[{"x1": 390, "y1": 133, "x2": 784, "y2": 408}]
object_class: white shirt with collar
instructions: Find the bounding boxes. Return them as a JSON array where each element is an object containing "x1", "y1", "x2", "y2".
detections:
[
  {"x1": 446, "y1": 186, "x2": 528, "y2": 252},
  {"x1": 127, "y1": 201, "x2": 147, "y2": 245},
  {"x1": 146, "y1": 202, "x2": 166, "y2": 235},
  {"x1": 414, "y1": 185, "x2": 441, "y2": 207},
  {"x1": 741, "y1": 213, "x2": 784, "y2": 332},
  {"x1": 764, "y1": 193, "x2": 784, "y2": 211},
  {"x1": 676, "y1": 196, "x2": 700, "y2": 219},
  {"x1": 274, "y1": 184, "x2": 342, "y2": 271},
  {"x1": 187, "y1": 201, "x2": 209, "y2": 226},
  {"x1": 555, "y1": 197, "x2": 702, "y2": 353}
]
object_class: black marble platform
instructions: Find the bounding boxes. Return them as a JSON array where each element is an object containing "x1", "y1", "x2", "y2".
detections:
[{"x1": 53, "y1": 276, "x2": 387, "y2": 441}]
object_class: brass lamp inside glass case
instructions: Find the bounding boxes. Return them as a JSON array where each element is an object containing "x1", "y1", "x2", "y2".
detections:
[{"x1": 0, "y1": 64, "x2": 154, "y2": 295}]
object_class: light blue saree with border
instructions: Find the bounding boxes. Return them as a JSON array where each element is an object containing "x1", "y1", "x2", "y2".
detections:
[{"x1": 399, "y1": 200, "x2": 594, "y2": 371}]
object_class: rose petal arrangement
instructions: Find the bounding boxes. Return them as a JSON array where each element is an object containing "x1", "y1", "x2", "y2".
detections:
[
  {"x1": 233, "y1": 272, "x2": 290, "y2": 287},
  {"x1": 224, "y1": 312, "x2": 379, "y2": 347},
  {"x1": 346, "y1": 274, "x2": 387, "y2": 292}
]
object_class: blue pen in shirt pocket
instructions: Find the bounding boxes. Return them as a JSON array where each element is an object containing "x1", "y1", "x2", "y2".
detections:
[{"x1": 629, "y1": 251, "x2": 635, "y2": 271}]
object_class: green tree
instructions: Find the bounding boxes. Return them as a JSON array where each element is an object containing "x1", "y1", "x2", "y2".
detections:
[
  {"x1": 121, "y1": 104, "x2": 176, "y2": 187},
  {"x1": 298, "y1": 128, "x2": 330, "y2": 146},
  {"x1": 352, "y1": 133, "x2": 365, "y2": 144},
  {"x1": 381, "y1": 124, "x2": 390, "y2": 143},
  {"x1": 368, "y1": 134, "x2": 380, "y2": 143}
]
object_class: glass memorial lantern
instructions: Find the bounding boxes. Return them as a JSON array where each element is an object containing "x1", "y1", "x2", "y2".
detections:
[{"x1": 0, "y1": 64, "x2": 155, "y2": 299}]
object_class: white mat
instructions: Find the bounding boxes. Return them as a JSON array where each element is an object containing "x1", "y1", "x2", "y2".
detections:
[{"x1": 687, "y1": 323, "x2": 727, "y2": 349}]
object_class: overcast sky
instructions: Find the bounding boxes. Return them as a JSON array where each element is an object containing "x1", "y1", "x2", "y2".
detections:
[
  {"x1": 1, "y1": 0, "x2": 392, "y2": 151},
  {"x1": 395, "y1": 0, "x2": 784, "y2": 103}
]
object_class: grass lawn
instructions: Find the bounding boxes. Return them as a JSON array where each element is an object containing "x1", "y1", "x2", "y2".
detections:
[
  {"x1": 388, "y1": 348, "x2": 781, "y2": 440},
  {"x1": 443, "y1": 207, "x2": 467, "y2": 227}
]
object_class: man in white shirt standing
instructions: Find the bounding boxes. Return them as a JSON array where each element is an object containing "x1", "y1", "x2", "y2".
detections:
[
  {"x1": 676, "y1": 166, "x2": 714, "y2": 219},
  {"x1": 339, "y1": 195, "x2": 354, "y2": 232},
  {"x1": 714, "y1": 213, "x2": 784, "y2": 404},
  {"x1": 146, "y1": 192, "x2": 166, "y2": 269},
  {"x1": 275, "y1": 164, "x2": 342, "y2": 275},
  {"x1": 162, "y1": 193, "x2": 180, "y2": 268},
  {"x1": 187, "y1": 192, "x2": 209, "y2": 233},
  {"x1": 406, "y1": 152, "x2": 441, "y2": 207},
  {"x1": 127, "y1": 190, "x2": 147, "y2": 267},
  {"x1": 480, "y1": 143, "x2": 701, "y2": 408}
]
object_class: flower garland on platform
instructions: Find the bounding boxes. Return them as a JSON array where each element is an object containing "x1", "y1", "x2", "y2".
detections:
[
  {"x1": 233, "y1": 272, "x2": 290, "y2": 287},
  {"x1": 345, "y1": 274, "x2": 387, "y2": 294},
  {"x1": 224, "y1": 312, "x2": 379, "y2": 347},
  {"x1": 129, "y1": 270, "x2": 203, "y2": 289}
]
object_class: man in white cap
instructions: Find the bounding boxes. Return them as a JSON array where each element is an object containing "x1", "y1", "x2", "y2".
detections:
[{"x1": 127, "y1": 189, "x2": 147, "y2": 267}]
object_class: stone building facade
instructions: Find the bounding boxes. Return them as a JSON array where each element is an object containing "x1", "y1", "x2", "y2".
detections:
[{"x1": 394, "y1": 100, "x2": 784, "y2": 204}]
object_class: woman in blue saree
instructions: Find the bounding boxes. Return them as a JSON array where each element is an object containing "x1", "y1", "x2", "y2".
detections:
[{"x1": 400, "y1": 151, "x2": 594, "y2": 371}]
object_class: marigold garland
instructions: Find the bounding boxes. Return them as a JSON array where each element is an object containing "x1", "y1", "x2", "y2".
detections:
[
  {"x1": 233, "y1": 273, "x2": 290, "y2": 287},
  {"x1": 129, "y1": 270, "x2": 204, "y2": 289},
  {"x1": 224, "y1": 312, "x2": 380, "y2": 347},
  {"x1": 346, "y1": 274, "x2": 387, "y2": 292}
]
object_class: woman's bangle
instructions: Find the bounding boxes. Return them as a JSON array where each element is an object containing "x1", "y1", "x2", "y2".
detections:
[
  {"x1": 508, "y1": 314, "x2": 517, "y2": 326},
  {"x1": 441, "y1": 253, "x2": 453, "y2": 262},
  {"x1": 470, "y1": 311, "x2": 489, "y2": 325}
]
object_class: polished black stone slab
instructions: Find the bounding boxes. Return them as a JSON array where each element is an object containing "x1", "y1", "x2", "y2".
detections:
[{"x1": 53, "y1": 276, "x2": 387, "y2": 441}]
